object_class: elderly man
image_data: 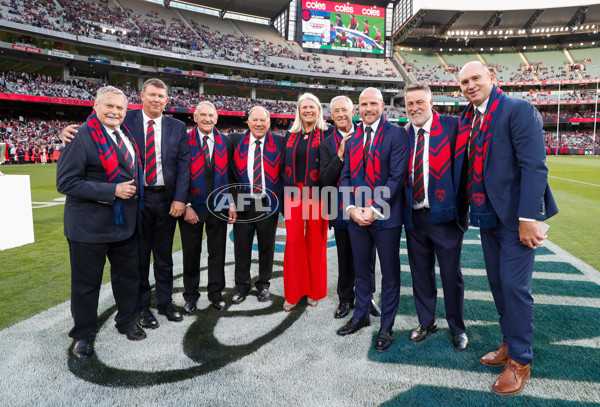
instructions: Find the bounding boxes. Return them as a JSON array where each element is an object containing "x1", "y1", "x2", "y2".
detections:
[
  {"x1": 402, "y1": 83, "x2": 468, "y2": 351},
  {"x1": 337, "y1": 87, "x2": 409, "y2": 352},
  {"x1": 179, "y1": 101, "x2": 236, "y2": 312},
  {"x1": 61, "y1": 78, "x2": 190, "y2": 329},
  {"x1": 457, "y1": 61, "x2": 558, "y2": 394},
  {"x1": 57, "y1": 86, "x2": 146, "y2": 360},
  {"x1": 228, "y1": 106, "x2": 285, "y2": 304},
  {"x1": 319, "y1": 95, "x2": 381, "y2": 319}
]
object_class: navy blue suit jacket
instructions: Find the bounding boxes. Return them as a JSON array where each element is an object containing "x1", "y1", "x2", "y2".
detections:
[
  {"x1": 57, "y1": 123, "x2": 140, "y2": 243},
  {"x1": 340, "y1": 118, "x2": 410, "y2": 229},
  {"x1": 456, "y1": 97, "x2": 558, "y2": 230},
  {"x1": 124, "y1": 109, "x2": 190, "y2": 204}
]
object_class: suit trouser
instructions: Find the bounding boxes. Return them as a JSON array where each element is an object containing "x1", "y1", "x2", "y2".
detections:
[
  {"x1": 178, "y1": 213, "x2": 227, "y2": 303},
  {"x1": 349, "y1": 224, "x2": 401, "y2": 332},
  {"x1": 68, "y1": 232, "x2": 139, "y2": 340},
  {"x1": 334, "y1": 227, "x2": 356, "y2": 302},
  {"x1": 138, "y1": 189, "x2": 177, "y2": 309},
  {"x1": 283, "y1": 187, "x2": 328, "y2": 304},
  {"x1": 233, "y1": 206, "x2": 279, "y2": 295},
  {"x1": 406, "y1": 210, "x2": 466, "y2": 335},
  {"x1": 481, "y1": 221, "x2": 535, "y2": 365}
]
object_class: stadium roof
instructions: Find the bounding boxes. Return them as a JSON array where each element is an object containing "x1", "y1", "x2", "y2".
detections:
[
  {"x1": 392, "y1": 4, "x2": 600, "y2": 48},
  {"x1": 176, "y1": 0, "x2": 391, "y2": 20}
]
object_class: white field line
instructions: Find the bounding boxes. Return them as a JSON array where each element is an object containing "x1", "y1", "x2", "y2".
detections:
[{"x1": 549, "y1": 175, "x2": 600, "y2": 187}]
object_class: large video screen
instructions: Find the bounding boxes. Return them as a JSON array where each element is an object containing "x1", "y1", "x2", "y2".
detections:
[{"x1": 301, "y1": 1, "x2": 385, "y2": 55}]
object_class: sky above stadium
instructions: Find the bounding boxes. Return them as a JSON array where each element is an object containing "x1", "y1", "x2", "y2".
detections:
[{"x1": 417, "y1": 0, "x2": 597, "y2": 11}]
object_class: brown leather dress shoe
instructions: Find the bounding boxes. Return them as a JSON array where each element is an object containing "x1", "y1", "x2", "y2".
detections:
[
  {"x1": 492, "y1": 358, "x2": 530, "y2": 395},
  {"x1": 480, "y1": 343, "x2": 508, "y2": 366}
]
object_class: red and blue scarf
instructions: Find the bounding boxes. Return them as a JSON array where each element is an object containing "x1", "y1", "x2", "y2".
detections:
[
  {"x1": 188, "y1": 126, "x2": 229, "y2": 212},
  {"x1": 87, "y1": 112, "x2": 143, "y2": 225},
  {"x1": 404, "y1": 110, "x2": 458, "y2": 229},
  {"x1": 329, "y1": 123, "x2": 357, "y2": 229},
  {"x1": 458, "y1": 85, "x2": 505, "y2": 228},
  {"x1": 234, "y1": 129, "x2": 283, "y2": 215},
  {"x1": 349, "y1": 117, "x2": 388, "y2": 192},
  {"x1": 283, "y1": 127, "x2": 324, "y2": 187}
]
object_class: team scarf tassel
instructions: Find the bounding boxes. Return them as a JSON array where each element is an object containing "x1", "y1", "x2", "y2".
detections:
[{"x1": 87, "y1": 111, "x2": 144, "y2": 225}]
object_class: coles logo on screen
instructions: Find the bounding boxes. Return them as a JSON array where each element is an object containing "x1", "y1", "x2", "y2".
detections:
[
  {"x1": 305, "y1": 1, "x2": 326, "y2": 10},
  {"x1": 303, "y1": 1, "x2": 381, "y2": 17}
]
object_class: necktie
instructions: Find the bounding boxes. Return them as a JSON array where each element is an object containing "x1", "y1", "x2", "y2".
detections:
[
  {"x1": 114, "y1": 131, "x2": 135, "y2": 176},
  {"x1": 145, "y1": 119, "x2": 156, "y2": 186},
  {"x1": 412, "y1": 128, "x2": 426, "y2": 206},
  {"x1": 363, "y1": 126, "x2": 373, "y2": 169},
  {"x1": 467, "y1": 109, "x2": 482, "y2": 202},
  {"x1": 202, "y1": 135, "x2": 211, "y2": 167},
  {"x1": 253, "y1": 140, "x2": 263, "y2": 194}
]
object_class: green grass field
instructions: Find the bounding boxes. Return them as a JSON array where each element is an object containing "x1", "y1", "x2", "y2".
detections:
[{"x1": 0, "y1": 156, "x2": 598, "y2": 331}]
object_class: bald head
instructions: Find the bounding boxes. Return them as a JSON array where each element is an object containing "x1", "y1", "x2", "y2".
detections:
[{"x1": 358, "y1": 87, "x2": 385, "y2": 126}]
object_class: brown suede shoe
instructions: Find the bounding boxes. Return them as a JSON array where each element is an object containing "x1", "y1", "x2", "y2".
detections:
[
  {"x1": 480, "y1": 343, "x2": 509, "y2": 366},
  {"x1": 492, "y1": 358, "x2": 530, "y2": 395}
]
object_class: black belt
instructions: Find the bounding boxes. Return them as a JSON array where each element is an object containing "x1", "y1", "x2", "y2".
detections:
[
  {"x1": 145, "y1": 186, "x2": 165, "y2": 193},
  {"x1": 414, "y1": 207, "x2": 430, "y2": 213}
]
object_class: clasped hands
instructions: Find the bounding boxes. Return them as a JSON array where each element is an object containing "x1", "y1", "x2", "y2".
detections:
[{"x1": 349, "y1": 207, "x2": 376, "y2": 227}]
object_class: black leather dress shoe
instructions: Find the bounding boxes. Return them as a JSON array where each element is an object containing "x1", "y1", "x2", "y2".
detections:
[
  {"x1": 231, "y1": 292, "x2": 246, "y2": 305},
  {"x1": 334, "y1": 301, "x2": 354, "y2": 319},
  {"x1": 336, "y1": 317, "x2": 370, "y2": 336},
  {"x1": 410, "y1": 324, "x2": 438, "y2": 343},
  {"x1": 157, "y1": 303, "x2": 183, "y2": 322},
  {"x1": 118, "y1": 324, "x2": 147, "y2": 341},
  {"x1": 71, "y1": 338, "x2": 94, "y2": 360},
  {"x1": 138, "y1": 309, "x2": 159, "y2": 329},
  {"x1": 374, "y1": 329, "x2": 393, "y2": 352},
  {"x1": 257, "y1": 289, "x2": 270, "y2": 302},
  {"x1": 212, "y1": 300, "x2": 226, "y2": 311},
  {"x1": 183, "y1": 300, "x2": 197, "y2": 315},
  {"x1": 370, "y1": 299, "x2": 382, "y2": 317},
  {"x1": 452, "y1": 333, "x2": 469, "y2": 351}
]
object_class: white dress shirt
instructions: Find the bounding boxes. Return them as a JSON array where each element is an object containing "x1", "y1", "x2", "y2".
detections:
[
  {"x1": 104, "y1": 125, "x2": 134, "y2": 159},
  {"x1": 411, "y1": 114, "x2": 433, "y2": 210},
  {"x1": 142, "y1": 111, "x2": 165, "y2": 186}
]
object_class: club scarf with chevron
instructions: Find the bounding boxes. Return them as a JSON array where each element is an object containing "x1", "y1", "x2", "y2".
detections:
[
  {"x1": 329, "y1": 123, "x2": 357, "y2": 229},
  {"x1": 404, "y1": 110, "x2": 459, "y2": 229},
  {"x1": 349, "y1": 116, "x2": 388, "y2": 191},
  {"x1": 233, "y1": 130, "x2": 283, "y2": 215},
  {"x1": 188, "y1": 125, "x2": 229, "y2": 212},
  {"x1": 457, "y1": 85, "x2": 505, "y2": 228},
  {"x1": 86, "y1": 111, "x2": 144, "y2": 224}
]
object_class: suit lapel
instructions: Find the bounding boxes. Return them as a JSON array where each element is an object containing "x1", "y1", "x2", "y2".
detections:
[{"x1": 160, "y1": 115, "x2": 169, "y2": 167}]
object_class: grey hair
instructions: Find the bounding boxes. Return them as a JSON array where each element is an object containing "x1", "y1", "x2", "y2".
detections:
[
  {"x1": 248, "y1": 105, "x2": 270, "y2": 120},
  {"x1": 329, "y1": 95, "x2": 354, "y2": 111},
  {"x1": 194, "y1": 101, "x2": 217, "y2": 115},
  {"x1": 405, "y1": 82, "x2": 432, "y2": 95},
  {"x1": 289, "y1": 92, "x2": 328, "y2": 134},
  {"x1": 96, "y1": 86, "x2": 127, "y2": 105}
]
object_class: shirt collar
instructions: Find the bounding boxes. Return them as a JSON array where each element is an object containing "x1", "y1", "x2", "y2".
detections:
[
  {"x1": 475, "y1": 97, "x2": 490, "y2": 115},
  {"x1": 198, "y1": 129, "x2": 214, "y2": 141},
  {"x1": 102, "y1": 124, "x2": 120, "y2": 137},
  {"x1": 249, "y1": 132, "x2": 266, "y2": 145},
  {"x1": 363, "y1": 118, "x2": 380, "y2": 134},
  {"x1": 142, "y1": 110, "x2": 162, "y2": 126}
]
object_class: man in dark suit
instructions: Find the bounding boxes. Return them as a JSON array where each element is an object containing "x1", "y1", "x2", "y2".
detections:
[
  {"x1": 458, "y1": 61, "x2": 558, "y2": 395},
  {"x1": 57, "y1": 86, "x2": 146, "y2": 360},
  {"x1": 319, "y1": 95, "x2": 381, "y2": 319},
  {"x1": 337, "y1": 87, "x2": 409, "y2": 352},
  {"x1": 178, "y1": 101, "x2": 236, "y2": 313},
  {"x1": 126, "y1": 79, "x2": 189, "y2": 329},
  {"x1": 402, "y1": 83, "x2": 468, "y2": 351},
  {"x1": 61, "y1": 79, "x2": 190, "y2": 329},
  {"x1": 228, "y1": 106, "x2": 284, "y2": 305}
]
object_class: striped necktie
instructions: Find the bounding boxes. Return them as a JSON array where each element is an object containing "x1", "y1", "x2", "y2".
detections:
[
  {"x1": 363, "y1": 125, "x2": 372, "y2": 170},
  {"x1": 114, "y1": 131, "x2": 135, "y2": 176},
  {"x1": 253, "y1": 139, "x2": 263, "y2": 194},
  {"x1": 412, "y1": 128, "x2": 426, "y2": 206},
  {"x1": 202, "y1": 135, "x2": 211, "y2": 167},
  {"x1": 467, "y1": 109, "x2": 482, "y2": 202},
  {"x1": 145, "y1": 119, "x2": 156, "y2": 186}
]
